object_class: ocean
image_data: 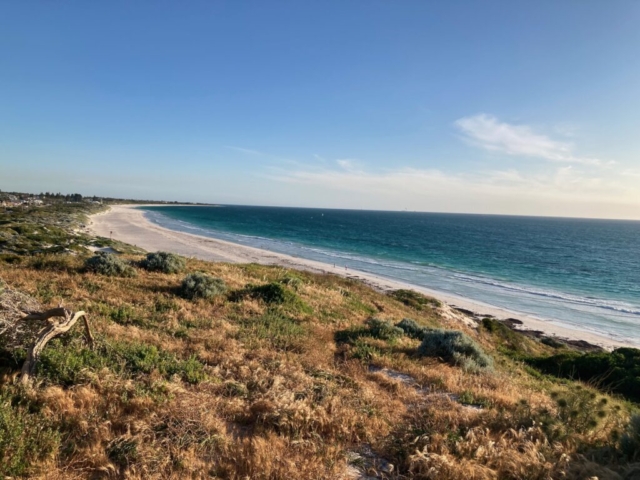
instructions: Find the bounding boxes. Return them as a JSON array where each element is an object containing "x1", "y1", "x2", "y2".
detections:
[{"x1": 141, "y1": 205, "x2": 640, "y2": 346}]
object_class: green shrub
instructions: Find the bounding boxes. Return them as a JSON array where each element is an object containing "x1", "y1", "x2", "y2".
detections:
[
  {"x1": 278, "y1": 273, "x2": 304, "y2": 291},
  {"x1": 525, "y1": 347, "x2": 640, "y2": 403},
  {"x1": 230, "y1": 282, "x2": 312, "y2": 314},
  {"x1": 180, "y1": 272, "x2": 226, "y2": 300},
  {"x1": 140, "y1": 251, "x2": 186, "y2": 274},
  {"x1": 239, "y1": 312, "x2": 306, "y2": 352},
  {"x1": 540, "y1": 337, "x2": 566, "y2": 349},
  {"x1": 109, "y1": 304, "x2": 147, "y2": 327},
  {"x1": 550, "y1": 388, "x2": 610, "y2": 434},
  {"x1": 481, "y1": 317, "x2": 528, "y2": 354},
  {"x1": 418, "y1": 329, "x2": 493, "y2": 372},
  {"x1": 389, "y1": 289, "x2": 441, "y2": 310},
  {"x1": 458, "y1": 390, "x2": 476, "y2": 405},
  {"x1": 85, "y1": 252, "x2": 136, "y2": 277},
  {"x1": 0, "y1": 254, "x2": 22, "y2": 264},
  {"x1": 365, "y1": 318, "x2": 404, "y2": 341},
  {"x1": 154, "y1": 297, "x2": 180, "y2": 313},
  {"x1": 29, "y1": 254, "x2": 78, "y2": 272},
  {"x1": 221, "y1": 381, "x2": 248, "y2": 398},
  {"x1": 107, "y1": 437, "x2": 138, "y2": 469},
  {"x1": 0, "y1": 392, "x2": 59, "y2": 477},
  {"x1": 500, "y1": 388, "x2": 612, "y2": 441},
  {"x1": 351, "y1": 338, "x2": 381, "y2": 360},
  {"x1": 335, "y1": 318, "x2": 404, "y2": 344},
  {"x1": 334, "y1": 325, "x2": 370, "y2": 344},
  {"x1": 396, "y1": 318, "x2": 431, "y2": 339},
  {"x1": 36, "y1": 337, "x2": 207, "y2": 385},
  {"x1": 620, "y1": 414, "x2": 640, "y2": 460},
  {"x1": 246, "y1": 282, "x2": 288, "y2": 304}
]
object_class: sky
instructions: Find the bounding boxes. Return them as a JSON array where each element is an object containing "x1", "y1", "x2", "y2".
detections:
[{"x1": 1, "y1": 1, "x2": 639, "y2": 219}]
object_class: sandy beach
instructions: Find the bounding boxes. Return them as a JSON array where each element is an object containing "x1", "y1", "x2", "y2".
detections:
[{"x1": 89, "y1": 204, "x2": 633, "y2": 350}]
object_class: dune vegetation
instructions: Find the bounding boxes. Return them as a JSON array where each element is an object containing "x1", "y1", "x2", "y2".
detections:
[{"x1": 1, "y1": 202, "x2": 639, "y2": 479}]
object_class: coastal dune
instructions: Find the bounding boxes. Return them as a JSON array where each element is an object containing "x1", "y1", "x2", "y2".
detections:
[{"x1": 89, "y1": 205, "x2": 631, "y2": 350}]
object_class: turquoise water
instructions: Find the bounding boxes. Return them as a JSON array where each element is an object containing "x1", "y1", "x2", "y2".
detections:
[{"x1": 141, "y1": 205, "x2": 640, "y2": 346}]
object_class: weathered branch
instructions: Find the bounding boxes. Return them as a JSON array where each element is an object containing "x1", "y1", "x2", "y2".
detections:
[
  {"x1": 19, "y1": 308, "x2": 94, "y2": 385},
  {"x1": 82, "y1": 315, "x2": 95, "y2": 346},
  {"x1": 20, "y1": 307, "x2": 68, "y2": 322}
]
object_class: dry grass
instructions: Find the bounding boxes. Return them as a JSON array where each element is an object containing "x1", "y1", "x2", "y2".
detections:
[{"x1": 0, "y1": 254, "x2": 637, "y2": 479}]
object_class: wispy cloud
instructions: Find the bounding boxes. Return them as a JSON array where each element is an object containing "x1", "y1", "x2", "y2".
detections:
[
  {"x1": 455, "y1": 114, "x2": 602, "y2": 165},
  {"x1": 270, "y1": 164, "x2": 627, "y2": 198},
  {"x1": 264, "y1": 159, "x2": 639, "y2": 218},
  {"x1": 336, "y1": 159, "x2": 363, "y2": 172},
  {"x1": 225, "y1": 145, "x2": 263, "y2": 155}
]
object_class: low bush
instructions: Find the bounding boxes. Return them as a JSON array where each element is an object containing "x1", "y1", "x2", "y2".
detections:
[
  {"x1": 239, "y1": 312, "x2": 307, "y2": 352},
  {"x1": 278, "y1": 273, "x2": 304, "y2": 291},
  {"x1": 109, "y1": 304, "x2": 147, "y2": 328},
  {"x1": 230, "y1": 282, "x2": 312, "y2": 314},
  {"x1": 550, "y1": 388, "x2": 611, "y2": 435},
  {"x1": 481, "y1": 317, "x2": 528, "y2": 354},
  {"x1": 540, "y1": 336, "x2": 566, "y2": 349},
  {"x1": 365, "y1": 318, "x2": 404, "y2": 341},
  {"x1": 495, "y1": 387, "x2": 616, "y2": 442},
  {"x1": 389, "y1": 289, "x2": 441, "y2": 310},
  {"x1": 37, "y1": 337, "x2": 207, "y2": 385},
  {"x1": 351, "y1": 338, "x2": 381, "y2": 360},
  {"x1": 180, "y1": 272, "x2": 226, "y2": 300},
  {"x1": 620, "y1": 414, "x2": 640, "y2": 461},
  {"x1": 107, "y1": 437, "x2": 139, "y2": 469},
  {"x1": 0, "y1": 254, "x2": 22, "y2": 264},
  {"x1": 245, "y1": 282, "x2": 288, "y2": 304},
  {"x1": 396, "y1": 318, "x2": 431, "y2": 339},
  {"x1": 0, "y1": 392, "x2": 60, "y2": 478},
  {"x1": 335, "y1": 318, "x2": 404, "y2": 344},
  {"x1": 84, "y1": 252, "x2": 136, "y2": 277},
  {"x1": 525, "y1": 347, "x2": 640, "y2": 403},
  {"x1": 29, "y1": 254, "x2": 79, "y2": 272},
  {"x1": 418, "y1": 329, "x2": 493, "y2": 372},
  {"x1": 140, "y1": 251, "x2": 186, "y2": 274}
]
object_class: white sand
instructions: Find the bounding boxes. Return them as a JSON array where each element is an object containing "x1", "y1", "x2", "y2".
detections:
[{"x1": 89, "y1": 205, "x2": 634, "y2": 350}]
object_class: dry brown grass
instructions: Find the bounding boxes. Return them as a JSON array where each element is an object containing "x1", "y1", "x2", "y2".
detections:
[{"x1": 0, "y1": 254, "x2": 636, "y2": 479}]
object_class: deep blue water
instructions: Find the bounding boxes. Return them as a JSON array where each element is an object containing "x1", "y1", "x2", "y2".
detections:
[{"x1": 141, "y1": 205, "x2": 640, "y2": 346}]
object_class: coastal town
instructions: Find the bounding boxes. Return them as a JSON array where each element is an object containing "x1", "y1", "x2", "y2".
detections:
[{"x1": 0, "y1": 191, "x2": 102, "y2": 208}]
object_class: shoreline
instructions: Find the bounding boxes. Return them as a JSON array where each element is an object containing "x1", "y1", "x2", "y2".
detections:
[{"x1": 88, "y1": 204, "x2": 635, "y2": 350}]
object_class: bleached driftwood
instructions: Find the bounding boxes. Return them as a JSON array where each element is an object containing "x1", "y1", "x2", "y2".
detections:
[{"x1": 19, "y1": 307, "x2": 94, "y2": 385}]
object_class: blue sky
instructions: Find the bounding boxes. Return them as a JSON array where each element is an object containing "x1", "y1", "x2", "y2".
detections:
[{"x1": 1, "y1": 1, "x2": 639, "y2": 218}]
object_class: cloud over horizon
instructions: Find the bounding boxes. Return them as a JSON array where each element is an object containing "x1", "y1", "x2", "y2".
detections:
[
  {"x1": 455, "y1": 114, "x2": 603, "y2": 165},
  {"x1": 262, "y1": 113, "x2": 638, "y2": 219}
]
